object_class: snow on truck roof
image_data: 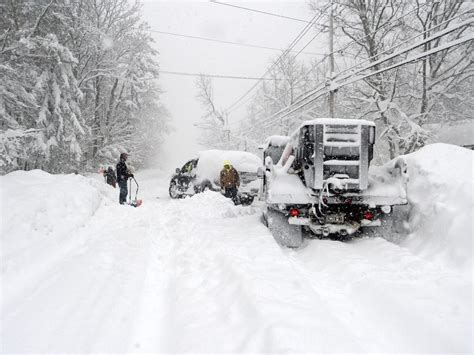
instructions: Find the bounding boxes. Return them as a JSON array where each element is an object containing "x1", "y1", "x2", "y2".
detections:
[
  {"x1": 300, "y1": 118, "x2": 376, "y2": 127},
  {"x1": 195, "y1": 149, "x2": 261, "y2": 180},
  {"x1": 289, "y1": 118, "x2": 375, "y2": 139}
]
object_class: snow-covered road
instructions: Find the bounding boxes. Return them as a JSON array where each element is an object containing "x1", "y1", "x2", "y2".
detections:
[{"x1": 1, "y1": 145, "x2": 472, "y2": 353}]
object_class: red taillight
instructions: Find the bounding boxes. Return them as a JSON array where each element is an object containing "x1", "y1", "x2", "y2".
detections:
[
  {"x1": 363, "y1": 211, "x2": 375, "y2": 220},
  {"x1": 289, "y1": 208, "x2": 300, "y2": 217}
]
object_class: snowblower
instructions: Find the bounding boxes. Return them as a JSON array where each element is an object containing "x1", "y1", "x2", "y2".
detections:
[{"x1": 128, "y1": 176, "x2": 143, "y2": 207}]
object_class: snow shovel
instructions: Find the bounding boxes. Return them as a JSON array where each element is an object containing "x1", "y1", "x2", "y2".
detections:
[{"x1": 128, "y1": 176, "x2": 143, "y2": 207}]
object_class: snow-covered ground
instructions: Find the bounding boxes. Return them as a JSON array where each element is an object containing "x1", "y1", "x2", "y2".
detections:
[{"x1": 1, "y1": 144, "x2": 472, "y2": 353}]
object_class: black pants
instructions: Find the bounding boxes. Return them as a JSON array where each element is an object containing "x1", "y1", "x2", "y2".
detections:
[
  {"x1": 119, "y1": 180, "x2": 128, "y2": 204},
  {"x1": 224, "y1": 186, "x2": 239, "y2": 204}
]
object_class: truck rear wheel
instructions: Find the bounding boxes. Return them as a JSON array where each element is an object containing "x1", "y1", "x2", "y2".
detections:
[{"x1": 267, "y1": 208, "x2": 303, "y2": 248}]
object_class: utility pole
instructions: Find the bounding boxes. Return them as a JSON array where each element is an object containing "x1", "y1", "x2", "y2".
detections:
[
  {"x1": 328, "y1": 0, "x2": 336, "y2": 118},
  {"x1": 224, "y1": 113, "x2": 230, "y2": 143}
]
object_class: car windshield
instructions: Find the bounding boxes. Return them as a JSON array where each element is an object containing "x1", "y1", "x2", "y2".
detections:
[
  {"x1": 264, "y1": 146, "x2": 285, "y2": 165},
  {"x1": 181, "y1": 159, "x2": 197, "y2": 173}
]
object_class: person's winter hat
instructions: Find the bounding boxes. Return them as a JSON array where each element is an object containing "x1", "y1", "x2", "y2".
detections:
[{"x1": 223, "y1": 160, "x2": 231, "y2": 169}]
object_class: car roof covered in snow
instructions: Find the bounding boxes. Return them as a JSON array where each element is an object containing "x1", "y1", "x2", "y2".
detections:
[{"x1": 195, "y1": 149, "x2": 261, "y2": 181}]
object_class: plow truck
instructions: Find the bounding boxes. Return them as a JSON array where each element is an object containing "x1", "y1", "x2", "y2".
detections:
[{"x1": 259, "y1": 118, "x2": 408, "y2": 248}]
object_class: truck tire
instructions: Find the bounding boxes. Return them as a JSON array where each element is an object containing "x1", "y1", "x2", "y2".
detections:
[{"x1": 267, "y1": 208, "x2": 303, "y2": 248}]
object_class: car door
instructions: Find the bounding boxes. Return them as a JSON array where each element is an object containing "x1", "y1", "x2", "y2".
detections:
[{"x1": 177, "y1": 159, "x2": 198, "y2": 189}]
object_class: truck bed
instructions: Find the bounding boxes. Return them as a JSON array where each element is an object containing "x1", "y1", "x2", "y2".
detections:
[{"x1": 267, "y1": 163, "x2": 407, "y2": 207}]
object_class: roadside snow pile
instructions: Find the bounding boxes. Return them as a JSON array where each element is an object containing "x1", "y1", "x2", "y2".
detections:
[
  {"x1": 1, "y1": 170, "x2": 115, "y2": 257},
  {"x1": 366, "y1": 157, "x2": 408, "y2": 202},
  {"x1": 172, "y1": 191, "x2": 256, "y2": 219},
  {"x1": 401, "y1": 143, "x2": 473, "y2": 274}
]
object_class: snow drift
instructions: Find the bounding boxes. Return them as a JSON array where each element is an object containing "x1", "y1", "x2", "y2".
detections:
[
  {"x1": 0, "y1": 170, "x2": 116, "y2": 309},
  {"x1": 1, "y1": 170, "x2": 113, "y2": 249},
  {"x1": 170, "y1": 190, "x2": 257, "y2": 219},
  {"x1": 400, "y1": 143, "x2": 473, "y2": 275}
]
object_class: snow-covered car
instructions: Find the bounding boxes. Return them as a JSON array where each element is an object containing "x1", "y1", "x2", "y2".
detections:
[{"x1": 169, "y1": 150, "x2": 262, "y2": 204}]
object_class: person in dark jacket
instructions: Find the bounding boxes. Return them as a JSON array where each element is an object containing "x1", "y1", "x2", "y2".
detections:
[
  {"x1": 104, "y1": 166, "x2": 117, "y2": 188},
  {"x1": 220, "y1": 160, "x2": 240, "y2": 204},
  {"x1": 116, "y1": 153, "x2": 133, "y2": 204}
]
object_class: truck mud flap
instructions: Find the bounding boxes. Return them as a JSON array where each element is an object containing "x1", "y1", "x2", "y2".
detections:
[{"x1": 267, "y1": 209, "x2": 303, "y2": 248}]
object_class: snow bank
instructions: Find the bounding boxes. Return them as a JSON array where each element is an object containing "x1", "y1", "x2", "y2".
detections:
[
  {"x1": 1, "y1": 170, "x2": 115, "y2": 266},
  {"x1": 173, "y1": 191, "x2": 256, "y2": 219},
  {"x1": 195, "y1": 149, "x2": 261, "y2": 182},
  {"x1": 401, "y1": 143, "x2": 473, "y2": 274},
  {"x1": 365, "y1": 157, "x2": 408, "y2": 203}
]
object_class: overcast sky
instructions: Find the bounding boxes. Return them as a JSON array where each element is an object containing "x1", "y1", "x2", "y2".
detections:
[{"x1": 140, "y1": 0, "x2": 326, "y2": 168}]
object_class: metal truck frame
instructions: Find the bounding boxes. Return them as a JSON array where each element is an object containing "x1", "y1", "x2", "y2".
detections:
[{"x1": 259, "y1": 118, "x2": 408, "y2": 248}]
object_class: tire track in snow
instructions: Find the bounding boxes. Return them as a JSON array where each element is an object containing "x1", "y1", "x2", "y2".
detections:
[
  {"x1": 282, "y1": 237, "x2": 471, "y2": 352},
  {"x1": 127, "y1": 201, "x2": 182, "y2": 352},
  {"x1": 134, "y1": 196, "x2": 366, "y2": 352}
]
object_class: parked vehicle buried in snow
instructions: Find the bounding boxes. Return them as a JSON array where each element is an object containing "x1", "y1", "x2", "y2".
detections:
[
  {"x1": 259, "y1": 118, "x2": 408, "y2": 247},
  {"x1": 169, "y1": 150, "x2": 261, "y2": 205}
]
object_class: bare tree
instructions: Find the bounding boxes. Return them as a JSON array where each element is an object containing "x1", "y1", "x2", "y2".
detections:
[
  {"x1": 235, "y1": 53, "x2": 321, "y2": 152},
  {"x1": 309, "y1": 0, "x2": 473, "y2": 159},
  {"x1": 403, "y1": 0, "x2": 473, "y2": 151},
  {"x1": 195, "y1": 74, "x2": 230, "y2": 148}
]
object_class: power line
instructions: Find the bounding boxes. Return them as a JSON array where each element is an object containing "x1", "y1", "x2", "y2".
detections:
[
  {"x1": 223, "y1": 2, "x2": 432, "y2": 131},
  {"x1": 229, "y1": 1, "x2": 428, "y2": 124},
  {"x1": 256, "y1": 18, "x2": 474, "y2": 131},
  {"x1": 225, "y1": 23, "x2": 328, "y2": 116},
  {"x1": 160, "y1": 70, "x2": 319, "y2": 81},
  {"x1": 226, "y1": 12, "x2": 326, "y2": 113},
  {"x1": 291, "y1": 2, "x2": 431, "y2": 104},
  {"x1": 295, "y1": 3, "x2": 430, "y2": 90},
  {"x1": 233, "y1": 15, "x2": 473, "y2": 133},
  {"x1": 340, "y1": 35, "x2": 473, "y2": 90},
  {"x1": 333, "y1": 17, "x2": 474, "y2": 89},
  {"x1": 278, "y1": 3, "x2": 430, "y2": 110},
  {"x1": 146, "y1": 29, "x2": 326, "y2": 56},
  {"x1": 291, "y1": 10, "x2": 471, "y2": 107},
  {"x1": 333, "y1": 9, "x2": 472, "y2": 81},
  {"x1": 294, "y1": 27, "x2": 325, "y2": 59},
  {"x1": 319, "y1": 1, "x2": 430, "y2": 61},
  {"x1": 210, "y1": 0, "x2": 313, "y2": 24},
  {"x1": 262, "y1": 33, "x2": 474, "y2": 129}
]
